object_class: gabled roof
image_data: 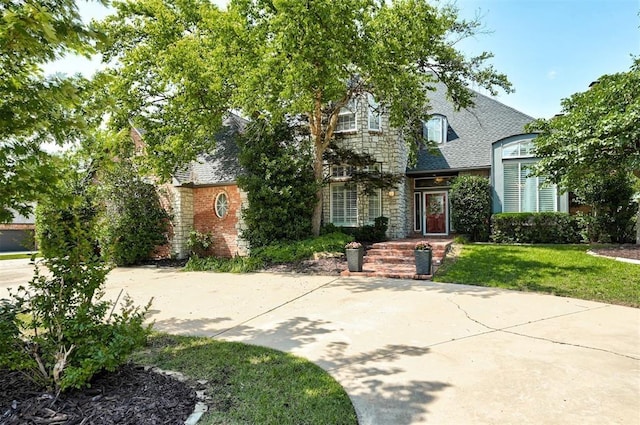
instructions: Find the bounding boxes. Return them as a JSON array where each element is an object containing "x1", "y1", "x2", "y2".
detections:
[
  {"x1": 409, "y1": 83, "x2": 535, "y2": 173},
  {"x1": 173, "y1": 113, "x2": 247, "y2": 186}
]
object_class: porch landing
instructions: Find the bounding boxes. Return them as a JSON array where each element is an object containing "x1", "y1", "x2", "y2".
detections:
[{"x1": 341, "y1": 238, "x2": 453, "y2": 280}]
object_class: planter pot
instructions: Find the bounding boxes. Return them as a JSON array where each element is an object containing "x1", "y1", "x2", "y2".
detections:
[
  {"x1": 346, "y1": 248, "x2": 364, "y2": 272},
  {"x1": 414, "y1": 249, "x2": 432, "y2": 275}
]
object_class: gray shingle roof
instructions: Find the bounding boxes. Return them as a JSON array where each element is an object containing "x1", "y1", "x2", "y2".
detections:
[
  {"x1": 173, "y1": 113, "x2": 247, "y2": 186},
  {"x1": 409, "y1": 83, "x2": 535, "y2": 173}
]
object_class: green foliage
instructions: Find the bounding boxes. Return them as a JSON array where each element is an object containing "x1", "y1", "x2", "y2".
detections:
[
  {"x1": 252, "y1": 233, "x2": 353, "y2": 265},
  {"x1": 572, "y1": 172, "x2": 637, "y2": 243},
  {"x1": 132, "y1": 334, "x2": 358, "y2": 424},
  {"x1": 187, "y1": 230, "x2": 215, "y2": 258},
  {"x1": 0, "y1": 0, "x2": 104, "y2": 222},
  {"x1": 2, "y1": 179, "x2": 150, "y2": 391},
  {"x1": 449, "y1": 175, "x2": 492, "y2": 241},
  {"x1": 35, "y1": 167, "x2": 100, "y2": 260},
  {"x1": 323, "y1": 143, "x2": 403, "y2": 196},
  {"x1": 237, "y1": 119, "x2": 317, "y2": 247},
  {"x1": 99, "y1": 0, "x2": 511, "y2": 234},
  {"x1": 184, "y1": 255, "x2": 264, "y2": 273},
  {"x1": 491, "y1": 213, "x2": 581, "y2": 244},
  {"x1": 527, "y1": 59, "x2": 640, "y2": 242},
  {"x1": 98, "y1": 162, "x2": 170, "y2": 266},
  {"x1": 434, "y1": 244, "x2": 640, "y2": 307},
  {"x1": 323, "y1": 216, "x2": 389, "y2": 243}
]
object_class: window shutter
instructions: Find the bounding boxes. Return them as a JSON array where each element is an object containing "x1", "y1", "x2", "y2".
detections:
[
  {"x1": 538, "y1": 177, "x2": 556, "y2": 212},
  {"x1": 503, "y1": 163, "x2": 520, "y2": 212}
]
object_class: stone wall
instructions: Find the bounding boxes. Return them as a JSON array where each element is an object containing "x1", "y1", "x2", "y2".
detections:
[{"x1": 322, "y1": 96, "x2": 410, "y2": 239}]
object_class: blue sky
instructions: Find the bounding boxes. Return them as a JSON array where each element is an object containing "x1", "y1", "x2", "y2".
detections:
[{"x1": 54, "y1": 0, "x2": 639, "y2": 119}]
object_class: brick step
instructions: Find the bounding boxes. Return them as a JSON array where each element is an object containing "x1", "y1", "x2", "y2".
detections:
[
  {"x1": 366, "y1": 248, "x2": 447, "y2": 258},
  {"x1": 364, "y1": 255, "x2": 444, "y2": 265},
  {"x1": 364, "y1": 256, "x2": 415, "y2": 265},
  {"x1": 342, "y1": 239, "x2": 452, "y2": 281}
]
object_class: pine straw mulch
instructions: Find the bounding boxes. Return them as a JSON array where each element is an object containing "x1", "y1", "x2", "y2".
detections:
[{"x1": 0, "y1": 364, "x2": 197, "y2": 425}]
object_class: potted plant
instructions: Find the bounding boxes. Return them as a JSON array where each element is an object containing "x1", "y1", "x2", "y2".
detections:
[
  {"x1": 345, "y1": 241, "x2": 364, "y2": 272},
  {"x1": 414, "y1": 241, "x2": 432, "y2": 275}
]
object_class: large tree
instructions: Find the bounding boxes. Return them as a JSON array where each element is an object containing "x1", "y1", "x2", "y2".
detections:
[
  {"x1": 100, "y1": 0, "x2": 511, "y2": 235},
  {"x1": 528, "y1": 59, "x2": 640, "y2": 243},
  {"x1": 0, "y1": 0, "x2": 105, "y2": 222}
]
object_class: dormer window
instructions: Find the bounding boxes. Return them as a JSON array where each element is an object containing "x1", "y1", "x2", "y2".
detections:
[
  {"x1": 422, "y1": 115, "x2": 447, "y2": 144},
  {"x1": 335, "y1": 99, "x2": 357, "y2": 133}
]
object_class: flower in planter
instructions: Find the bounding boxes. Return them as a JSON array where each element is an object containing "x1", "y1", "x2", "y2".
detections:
[
  {"x1": 414, "y1": 241, "x2": 432, "y2": 251},
  {"x1": 345, "y1": 241, "x2": 363, "y2": 249}
]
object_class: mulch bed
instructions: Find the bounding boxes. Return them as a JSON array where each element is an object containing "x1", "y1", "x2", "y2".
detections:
[
  {"x1": 590, "y1": 244, "x2": 640, "y2": 261},
  {"x1": 0, "y1": 364, "x2": 197, "y2": 425},
  {"x1": 261, "y1": 256, "x2": 347, "y2": 275}
]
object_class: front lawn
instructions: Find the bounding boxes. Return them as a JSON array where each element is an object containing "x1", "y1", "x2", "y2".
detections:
[
  {"x1": 132, "y1": 334, "x2": 358, "y2": 425},
  {"x1": 434, "y1": 244, "x2": 640, "y2": 307}
]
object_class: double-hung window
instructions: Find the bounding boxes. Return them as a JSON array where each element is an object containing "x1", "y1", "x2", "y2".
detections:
[
  {"x1": 331, "y1": 184, "x2": 358, "y2": 226},
  {"x1": 336, "y1": 99, "x2": 357, "y2": 133}
]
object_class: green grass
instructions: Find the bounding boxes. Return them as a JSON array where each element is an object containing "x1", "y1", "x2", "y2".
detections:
[
  {"x1": 0, "y1": 252, "x2": 39, "y2": 261},
  {"x1": 434, "y1": 244, "x2": 640, "y2": 307},
  {"x1": 131, "y1": 334, "x2": 357, "y2": 425}
]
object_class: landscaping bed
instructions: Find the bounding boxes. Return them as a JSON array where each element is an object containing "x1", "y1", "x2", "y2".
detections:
[{"x1": 1, "y1": 364, "x2": 197, "y2": 424}]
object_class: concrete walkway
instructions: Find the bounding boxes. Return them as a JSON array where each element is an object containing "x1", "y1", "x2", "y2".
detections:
[{"x1": 2, "y1": 261, "x2": 639, "y2": 424}]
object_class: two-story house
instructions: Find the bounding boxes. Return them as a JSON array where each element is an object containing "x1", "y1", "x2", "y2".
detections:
[{"x1": 157, "y1": 84, "x2": 568, "y2": 258}]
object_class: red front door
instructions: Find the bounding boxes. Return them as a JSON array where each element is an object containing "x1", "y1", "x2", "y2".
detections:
[{"x1": 425, "y1": 192, "x2": 447, "y2": 234}]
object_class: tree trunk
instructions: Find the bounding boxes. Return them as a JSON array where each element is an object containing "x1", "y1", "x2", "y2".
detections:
[
  {"x1": 311, "y1": 151, "x2": 324, "y2": 236},
  {"x1": 636, "y1": 201, "x2": 640, "y2": 245}
]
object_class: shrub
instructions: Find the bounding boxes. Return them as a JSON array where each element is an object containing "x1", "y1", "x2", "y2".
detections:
[
  {"x1": 572, "y1": 172, "x2": 637, "y2": 243},
  {"x1": 321, "y1": 216, "x2": 388, "y2": 243},
  {"x1": 491, "y1": 212, "x2": 581, "y2": 244},
  {"x1": 187, "y1": 230, "x2": 215, "y2": 257},
  {"x1": 184, "y1": 255, "x2": 264, "y2": 273},
  {"x1": 449, "y1": 175, "x2": 492, "y2": 241},
  {"x1": 35, "y1": 179, "x2": 99, "y2": 260},
  {"x1": 98, "y1": 163, "x2": 170, "y2": 265},
  {"x1": 3, "y1": 181, "x2": 150, "y2": 391},
  {"x1": 237, "y1": 119, "x2": 317, "y2": 247},
  {"x1": 252, "y1": 232, "x2": 353, "y2": 264}
]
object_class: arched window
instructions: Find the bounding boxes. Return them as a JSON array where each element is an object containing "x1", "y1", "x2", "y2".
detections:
[
  {"x1": 422, "y1": 115, "x2": 447, "y2": 144},
  {"x1": 214, "y1": 192, "x2": 229, "y2": 218}
]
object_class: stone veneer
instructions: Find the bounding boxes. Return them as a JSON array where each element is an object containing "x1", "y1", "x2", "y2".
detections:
[{"x1": 322, "y1": 95, "x2": 411, "y2": 239}]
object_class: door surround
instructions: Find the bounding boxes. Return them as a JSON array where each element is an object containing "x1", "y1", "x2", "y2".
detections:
[{"x1": 422, "y1": 191, "x2": 449, "y2": 236}]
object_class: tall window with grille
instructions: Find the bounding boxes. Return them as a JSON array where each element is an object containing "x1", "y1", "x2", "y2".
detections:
[{"x1": 502, "y1": 139, "x2": 558, "y2": 212}]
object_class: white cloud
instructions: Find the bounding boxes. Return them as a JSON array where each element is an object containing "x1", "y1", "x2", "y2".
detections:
[{"x1": 547, "y1": 70, "x2": 558, "y2": 80}]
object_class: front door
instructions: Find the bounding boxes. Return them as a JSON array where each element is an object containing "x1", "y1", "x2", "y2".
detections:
[{"x1": 424, "y1": 192, "x2": 448, "y2": 235}]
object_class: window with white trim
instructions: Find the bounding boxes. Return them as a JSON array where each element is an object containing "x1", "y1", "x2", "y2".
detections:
[
  {"x1": 335, "y1": 99, "x2": 357, "y2": 133},
  {"x1": 422, "y1": 115, "x2": 447, "y2": 144},
  {"x1": 214, "y1": 192, "x2": 229, "y2": 218},
  {"x1": 331, "y1": 164, "x2": 355, "y2": 178},
  {"x1": 503, "y1": 162, "x2": 557, "y2": 212},
  {"x1": 367, "y1": 94, "x2": 381, "y2": 131},
  {"x1": 367, "y1": 189, "x2": 381, "y2": 224},
  {"x1": 331, "y1": 184, "x2": 358, "y2": 226}
]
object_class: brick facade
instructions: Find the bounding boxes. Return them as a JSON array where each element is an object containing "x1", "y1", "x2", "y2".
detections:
[{"x1": 192, "y1": 185, "x2": 248, "y2": 258}]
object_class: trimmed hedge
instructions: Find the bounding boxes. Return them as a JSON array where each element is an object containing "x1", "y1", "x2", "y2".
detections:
[{"x1": 491, "y1": 212, "x2": 582, "y2": 244}]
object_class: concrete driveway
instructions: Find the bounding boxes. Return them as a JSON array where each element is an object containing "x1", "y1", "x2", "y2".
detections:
[{"x1": 2, "y1": 261, "x2": 639, "y2": 424}]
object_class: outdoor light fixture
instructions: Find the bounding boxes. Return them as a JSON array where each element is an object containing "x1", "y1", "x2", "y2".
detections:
[{"x1": 388, "y1": 191, "x2": 395, "y2": 197}]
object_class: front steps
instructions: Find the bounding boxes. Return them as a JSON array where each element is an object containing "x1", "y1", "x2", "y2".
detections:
[{"x1": 341, "y1": 239, "x2": 452, "y2": 280}]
